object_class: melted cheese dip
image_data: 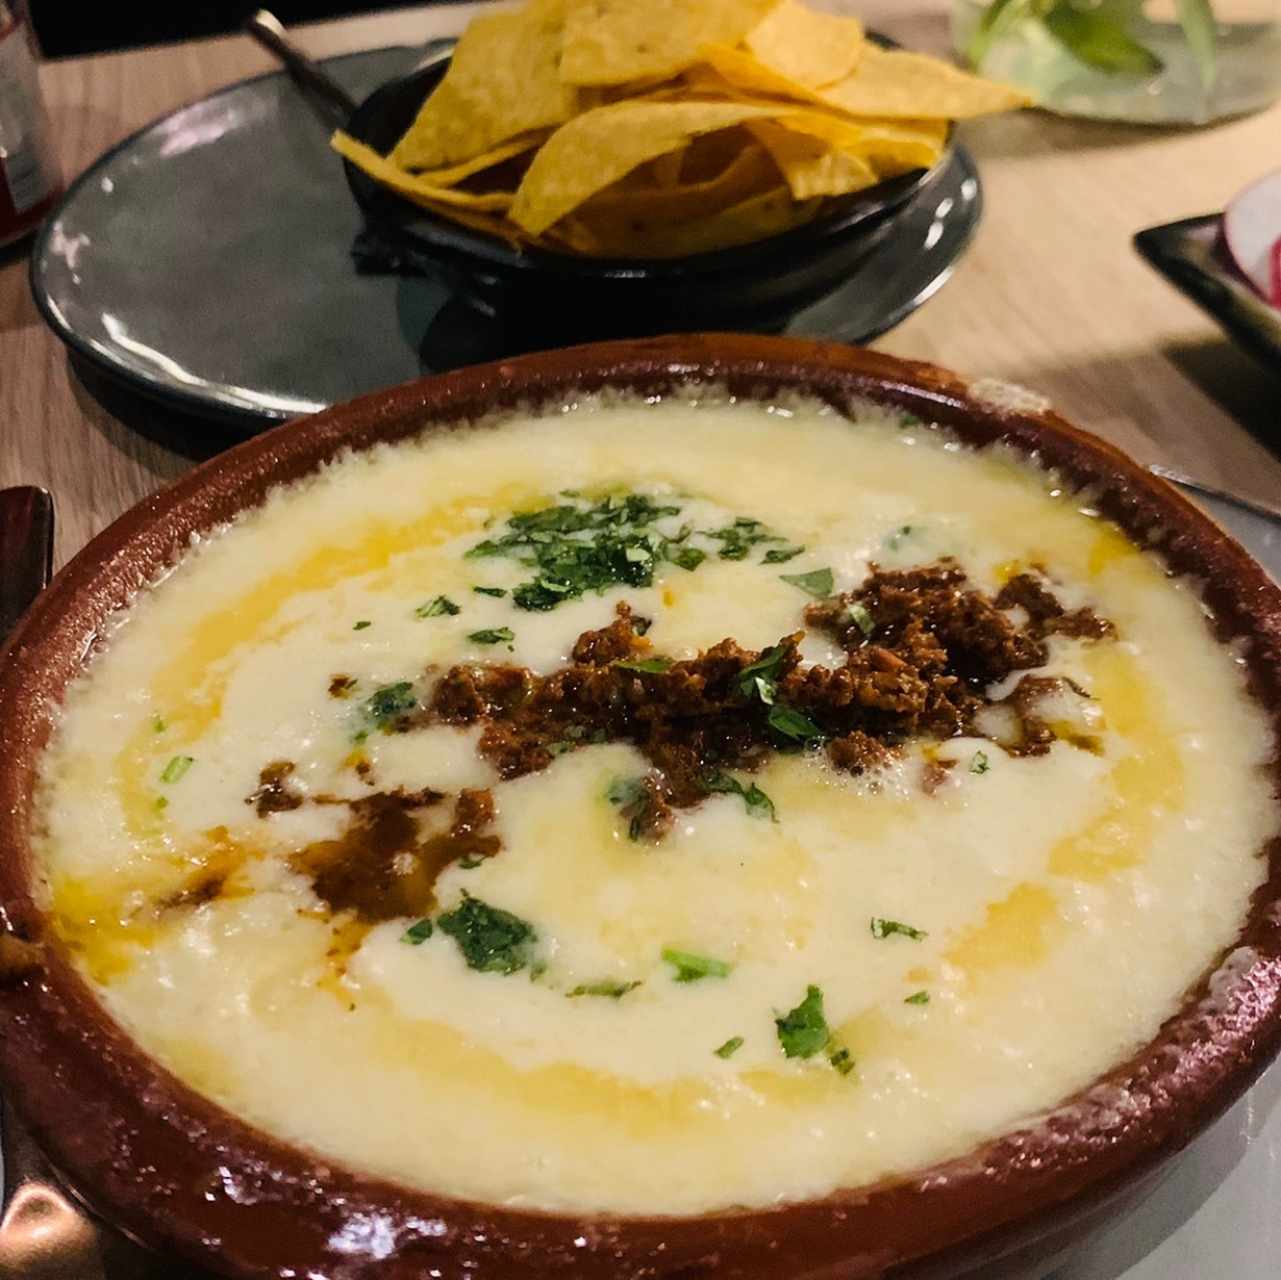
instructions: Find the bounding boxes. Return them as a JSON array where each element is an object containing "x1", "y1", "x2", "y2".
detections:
[{"x1": 34, "y1": 394, "x2": 1276, "y2": 1216}]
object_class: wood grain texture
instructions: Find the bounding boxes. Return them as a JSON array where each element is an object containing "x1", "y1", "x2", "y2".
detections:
[{"x1": 1, "y1": 0, "x2": 1279, "y2": 573}]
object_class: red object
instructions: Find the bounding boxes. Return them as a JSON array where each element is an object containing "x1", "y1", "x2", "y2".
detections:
[
  {"x1": 0, "y1": 1, "x2": 61, "y2": 248},
  {"x1": 1270, "y1": 235, "x2": 1281, "y2": 307}
]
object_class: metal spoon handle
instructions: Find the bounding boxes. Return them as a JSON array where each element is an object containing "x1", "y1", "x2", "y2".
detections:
[{"x1": 243, "y1": 9, "x2": 357, "y2": 126}]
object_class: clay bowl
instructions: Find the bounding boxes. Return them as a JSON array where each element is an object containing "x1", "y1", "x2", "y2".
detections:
[{"x1": 2, "y1": 335, "x2": 1281, "y2": 1279}]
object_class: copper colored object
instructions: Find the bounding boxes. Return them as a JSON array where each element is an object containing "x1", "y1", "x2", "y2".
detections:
[{"x1": 1, "y1": 336, "x2": 1280, "y2": 1278}]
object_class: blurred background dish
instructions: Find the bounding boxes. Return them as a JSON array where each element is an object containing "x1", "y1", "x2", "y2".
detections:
[{"x1": 29, "y1": 43, "x2": 982, "y2": 432}]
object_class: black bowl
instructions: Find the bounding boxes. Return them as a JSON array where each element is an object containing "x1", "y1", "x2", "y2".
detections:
[{"x1": 341, "y1": 40, "x2": 951, "y2": 337}]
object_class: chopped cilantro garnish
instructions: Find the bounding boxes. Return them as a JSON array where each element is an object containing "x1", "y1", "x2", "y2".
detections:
[
  {"x1": 152, "y1": 715, "x2": 166, "y2": 733},
  {"x1": 160, "y1": 755, "x2": 194, "y2": 784},
  {"x1": 736, "y1": 643, "x2": 788, "y2": 705},
  {"x1": 472, "y1": 586, "x2": 507, "y2": 597},
  {"x1": 847, "y1": 602, "x2": 875, "y2": 638},
  {"x1": 362, "y1": 681, "x2": 417, "y2": 731},
  {"x1": 669, "y1": 545, "x2": 706, "y2": 572},
  {"x1": 662, "y1": 948, "x2": 732, "y2": 983},
  {"x1": 458, "y1": 854, "x2": 485, "y2": 870},
  {"x1": 886, "y1": 524, "x2": 915, "y2": 550},
  {"x1": 401, "y1": 918, "x2": 433, "y2": 945},
  {"x1": 763, "y1": 545, "x2": 804, "y2": 564},
  {"x1": 416, "y1": 595, "x2": 460, "y2": 618},
  {"x1": 714, "y1": 1036, "x2": 744, "y2": 1059},
  {"x1": 775, "y1": 985, "x2": 829, "y2": 1059},
  {"x1": 567, "y1": 979, "x2": 641, "y2": 999},
  {"x1": 705, "y1": 771, "x2": 776, "y2": 821},
  {"x1": 468, "y1": 627, "x2": 515, "y2": 647},
  {"x1": 828, "y1": 1045, "x2": 855, "y2": 1076},
  {"x1": 905, "y1": 990, "x2": 931, "y2": 1005},
  {"x1": 436, "y1": 892, "x2": 537, "y2": 974},
  {"x1": 969, "y1": 751, "x2": 990, "y2": 775},
  {"x1": 899, "y1": 412, "x2": 923, "y2": 428},
  {"x1": 605, "y1": 775, "x2": 662, "y2": 841},
  {"x1": 768, "y1": 703, "x2": 824, "y2": 743},
  {"x1": 154, "y1": 796, "x2": 169, "y2": 812},
  {"x1": 615, "y1": 656, "x2": 673, "y2": 674},
  {"x1": 780, "y1": 567, "x2": 834, "y2": 598},
  {"x1": 704, "y1": 516, "x2": 786, "y2": 561},
  {"x1": 352, "y1": 619, "x2": 372, "y2": 631},
  {"x1": 466, "y1": 493, "x2": 683, "y2": 611},
  {"x1": 870, "y1": 917, "x2": 927, "y2": 941}
]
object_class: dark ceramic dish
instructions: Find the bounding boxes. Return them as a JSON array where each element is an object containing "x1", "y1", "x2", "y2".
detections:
[
  {"x1": 2, "y1": 336, "x2": 1281, "y2": 1280},
  {"x1": 341, "y1": 41, "x2": 949, "y2": 336}
]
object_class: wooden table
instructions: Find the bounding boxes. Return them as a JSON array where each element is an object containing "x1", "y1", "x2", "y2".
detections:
[{"x1": 3, "y1": 0, "x2": 1280, "y2": 572}]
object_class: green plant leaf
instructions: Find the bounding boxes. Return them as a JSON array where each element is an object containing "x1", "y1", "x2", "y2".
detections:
[
  {"x1": 1043, "y1": 1, "x2": 1162, "y2": 75},
  {"x1": 1175, "y1": 0, "x2": 1218, "y2": 90},
  {"x1": 965, "y1": 0, "x2": 1039, "y2": 68}
]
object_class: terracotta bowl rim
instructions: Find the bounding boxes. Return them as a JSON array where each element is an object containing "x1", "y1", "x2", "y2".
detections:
[{"x1": 2, "y1": 334, "x2": 1281, "y2": 1280}]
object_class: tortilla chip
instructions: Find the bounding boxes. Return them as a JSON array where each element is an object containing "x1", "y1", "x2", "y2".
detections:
[
  {"x1": 821, "y1": 44, "x2": 1031, "y2": 119},
  {"x1": 572, "y1": 184, "x2": 817, "y2": 257},
  {"x1": 391, "y1": 6, "x2": 577, "y2": 170},
  {"x1": 701, "y1": 40, "x2": 1027, "y2": 121},
  {"x1": 408, "y1": 135, "x2": 546, "y2": 187},
  {"x1": 332, "y1": 132, "x2": 515, "y2": 211},
  {"x1": 561, "y1": 0, "x2": 782, "y2": 87},
  {"x1": 649, "y1": 148, "x2": 688, "y2": 187},
  {"x1": 697, "y1": 43, "x2": 830, "y2": 108},
  {"x1": 747, "y1": 121, "x2": 877, "y2": 199},
  {"x1": 744, "y1": 0, "x2": 865, "y2": 87},
  {"x1": 585, "y1": 142, "x2": 779, "y2": 222},
  {"x1": 510, "y1": 100, "x2": 784, "y2": 235},
  {"x1": 774, "y1": 112, "x2": 947, "y2": 173}
]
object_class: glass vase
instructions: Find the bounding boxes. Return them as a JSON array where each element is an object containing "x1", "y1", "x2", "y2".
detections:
[{"x1": 952, "y1": 0, "x2": 1281, "y2": 123}]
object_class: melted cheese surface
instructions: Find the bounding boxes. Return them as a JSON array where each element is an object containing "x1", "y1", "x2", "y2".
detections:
[{"x1": 34, "y1": 395, "x2": 1276, "y2": 1215}]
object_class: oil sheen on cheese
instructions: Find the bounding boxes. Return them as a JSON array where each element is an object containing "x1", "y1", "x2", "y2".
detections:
[{"x1": 33, "y1": 394, "x2": 1276, "y2": 1216}]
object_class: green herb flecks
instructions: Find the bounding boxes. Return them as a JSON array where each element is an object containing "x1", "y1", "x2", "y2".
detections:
[
  {"x1": 662, "y1": 948, "x2": 732, "y2": 983},
  {"x1": 780, "y1": 567, "x2": 834, "y2": 598},
  {"x1": 160, "y1": 755, "x2": 194, "y2": 784},
  {"x1": 352, "y1": 620, "x2": 372, "y2": 631},
  {"x1": 775, "y1": 985, "x2": 829, "y2": 1059},
  {"x1": 905, "y1": 990, "x2": 931, "y2": 1005},
  {"x1": 154, "y1": 796, "x2": 169, "y2": 812},
  {"x1": 886, "y1": 525, "x2": 915, "y2": 551},
  {"x1": 472, "y1": 586, "x2": 507, "y2": 597},
  {"x1": 401, "y1": 918, "x2": 434, "y2": 945},
  {"x1": 615, "y1": 656, "x2": 673, "y2": 674},
  {"x1": 828, "y1": 1045, "x2": 855, "y2": 1076},
  {"x1": 704, "y1": 516, "x2": 787, "y2": 561},
  {"x1": 870, "y1": 917, "x2": 927, "y2": 941},
  {"x1": 768, "y1": 703, "x2": 824, "y2": 744},
  {"x1": 468, "y1": 627, "x2": 515, "y2": 648},
  {"x1": 362, "y1": 681, "x2": 417, "y2": 732},
  {"x1": 714, "y1": 1036, "x2": 745, "y2": 1059},
  {"x1": 736, "y1": 643, "x2": 789, "y2": 706},
  {"x1": 415, "y1": 595, "x2": 460, "y2": 618},
  {"x1": 970, "y1": 751, "x2": 990, "y2": 775},
  {"x1": 847, "y1": 602, "x2": 875, "y2": 638},
  {"x1": 605, "y1": 775, "x2": 663, "y2": 841},
  {"x1": 705, "y1": 771, "x2": 776, "y2": 821},
  {"x1": 763, "y1": 545, "x2": 804, "y2": 564},
  {"x1": 466, "y1": 492, "x2": 682, "y2": 612},
  {"x1": 669, "y1": 545, "x2": 706, "y2": 572},
  {"x1": 436, "y1": 892, "x2": 537, "y2": 975},
  {"x1": 567, "y1": 979, "x2": 642, "y2": 999},
  {"x1": 152, "y1": 715, "x2": 167, "y2": 733}
]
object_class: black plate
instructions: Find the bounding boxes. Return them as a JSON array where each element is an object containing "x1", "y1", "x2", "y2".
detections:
[
  {"x1": 1135, "y1": 215, "x2": 1281, "y2": 376},
  {"x1": 30, "y1": 45, "x2": 981, "y2": 432}
]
